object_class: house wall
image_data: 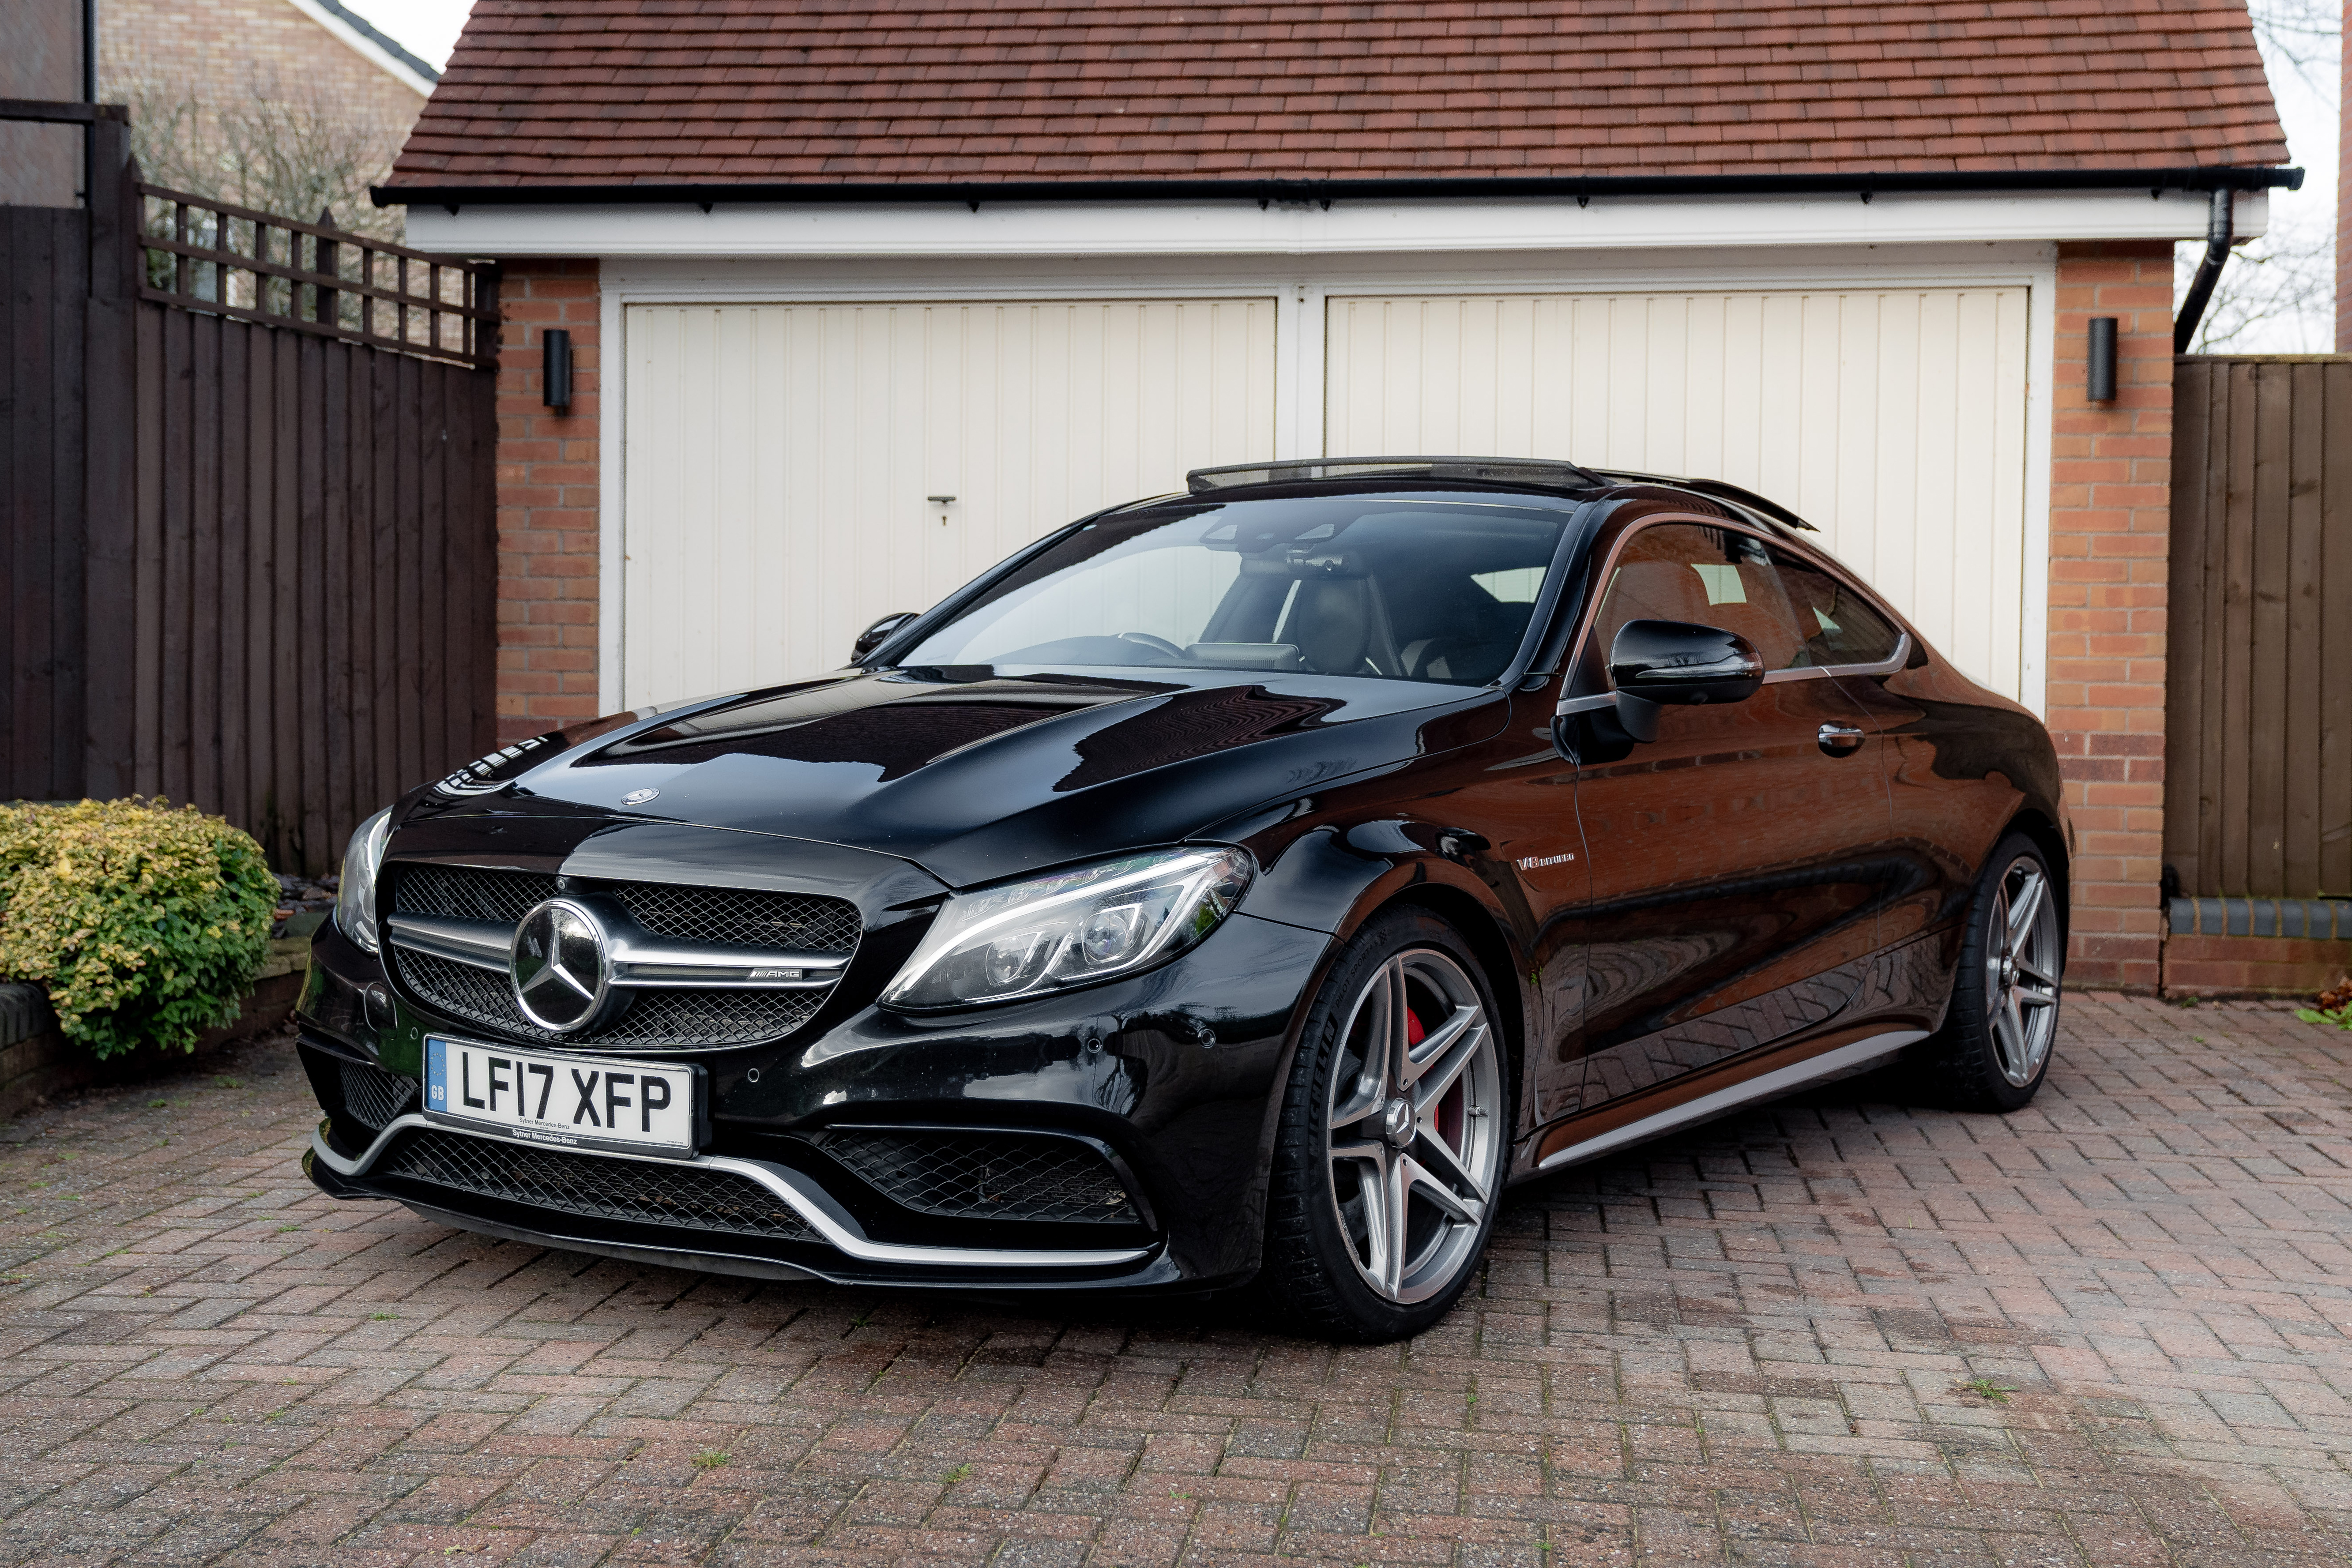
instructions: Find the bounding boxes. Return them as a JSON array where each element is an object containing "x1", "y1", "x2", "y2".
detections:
[
  {"x1": 496, "y1": 260, "x2": 603, "y2": 741},
  {"x1": 98, "y1": 0, "x2": 425, "y2": 128},
  {"x1": 2047, "y1": 241, "x2": 2176, "y2": 990},
  {"x1": 0, "y1": 0, "x2": 84, "y2": 207}
]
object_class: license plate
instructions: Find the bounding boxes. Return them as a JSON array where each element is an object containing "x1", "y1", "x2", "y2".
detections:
[{"x1": 424, "y1": 1036, "x2": 701, "y2": 1158}]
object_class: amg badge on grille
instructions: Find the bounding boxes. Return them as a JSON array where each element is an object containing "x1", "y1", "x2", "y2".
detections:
[{"x1": 511, "y1": 899, "x2": 615, "y2": 1032}]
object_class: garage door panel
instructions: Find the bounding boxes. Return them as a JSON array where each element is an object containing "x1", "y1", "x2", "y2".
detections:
[
  {"x1": 623, "y1": 298, "x2": 1275, "y2": 707},
  {"x1": 1326, "y1": 288, "x2": 2032, "y2": 700}
]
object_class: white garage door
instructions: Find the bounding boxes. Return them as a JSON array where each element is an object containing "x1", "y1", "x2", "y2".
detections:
[
  {"x1": 1325, "y1": 290, "x2": 2033, "y2": 698},
  {"x1": 621, "y1": 299, "x2": 1276, "y2": 705}
]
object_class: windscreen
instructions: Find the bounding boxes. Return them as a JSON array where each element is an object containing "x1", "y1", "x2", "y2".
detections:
[{"x1": 895, "y1": 495, "x2": 1574, "y2": 685}]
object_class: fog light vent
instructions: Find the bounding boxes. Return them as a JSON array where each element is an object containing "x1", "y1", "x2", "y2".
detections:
[
  {"x1": 814, "y1": 1129, "x2": 1138, "y2": 1225},
  {"x1": 341, "y1": 1058, "x2": 417, "y2": 1131}
]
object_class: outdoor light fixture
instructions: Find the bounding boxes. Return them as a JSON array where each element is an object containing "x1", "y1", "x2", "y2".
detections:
[
  {"x1": 542, "y1": 328, "x2": 572, "y2": 412},
  {"x1": 2087, "y1": 317, "x2": 2117, "y2": 403}
]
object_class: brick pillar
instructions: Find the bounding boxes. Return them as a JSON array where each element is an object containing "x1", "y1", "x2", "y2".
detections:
[
  {"x1": 495, "y1": 260, "x2": 600, "y2": 744},
  {"x1": 2049, "y1": 241, "x2": 2172, "y2": 990}
]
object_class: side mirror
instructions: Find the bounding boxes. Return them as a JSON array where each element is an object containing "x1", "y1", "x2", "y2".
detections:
[
  {"x1": 852, "y1": 611, "x2": 918, "y2": 664},
  {"x1": 1606, "y1": 619, "x2": 1765, "y2": 741}
]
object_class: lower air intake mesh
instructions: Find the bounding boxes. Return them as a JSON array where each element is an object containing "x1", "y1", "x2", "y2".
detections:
[
  {"x1": 341, "y1": 1059, "x2": 417, "y2": 1131},
  {"x1": 815, "y1": 1130, "x2": 1138, "y2": 1225},
  {"x1": 392, "y1": 948, "x2": 827, "y2": 1052},
  {"x1": 380, "y1": 1131, "x2": 815, "y2": 1242}
]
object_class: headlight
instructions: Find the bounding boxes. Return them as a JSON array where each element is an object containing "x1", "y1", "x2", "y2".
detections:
[
  {"x1": 333, "y1": 808, "x2": 394, "y2": 953},
  {"x1": 882, "y1": 846, "x2": 1254, "y2": 1010}
]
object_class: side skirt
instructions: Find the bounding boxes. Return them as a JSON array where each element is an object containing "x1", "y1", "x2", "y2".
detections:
[{"x1": 1528, "y1": 1028, "x2": 1928, "y2": 1174}]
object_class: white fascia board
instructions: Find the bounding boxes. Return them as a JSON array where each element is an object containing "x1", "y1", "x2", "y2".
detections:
[
  {"x1": 281, "y1": 0, "x2": 437, "y2": 99},
  {"x1": 404, "y1": 187, "x2": 2263, "y2": 259}
]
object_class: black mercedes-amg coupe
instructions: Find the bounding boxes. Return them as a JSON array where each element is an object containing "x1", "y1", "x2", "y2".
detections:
[{"x1": 300, "y1": 455, "x2": 2069, "y2": 1340}]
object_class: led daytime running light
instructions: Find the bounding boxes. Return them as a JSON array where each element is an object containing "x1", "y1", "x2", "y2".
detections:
[{"x1": 883, "y1": 847, "x2": 1253, "y2": 1010}]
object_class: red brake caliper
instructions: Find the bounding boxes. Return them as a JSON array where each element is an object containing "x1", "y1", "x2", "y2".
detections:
[{"x1": 1407, "y1": 1004, "x2": 1462, "y2": 1151}]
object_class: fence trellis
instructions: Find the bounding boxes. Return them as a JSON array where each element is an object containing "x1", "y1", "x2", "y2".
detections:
[{"x1": 135, "y1": 184, "x2": 497, "y2": 369}]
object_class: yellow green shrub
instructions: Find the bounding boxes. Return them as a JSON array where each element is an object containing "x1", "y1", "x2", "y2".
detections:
[{"x1": 0, "y1": 798, "x2": 278, "y2": 1059}]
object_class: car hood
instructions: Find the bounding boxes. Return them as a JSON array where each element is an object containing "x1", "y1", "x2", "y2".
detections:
[{"x1": 428, "y1": 666, "x2": 1505, "y2": 888}]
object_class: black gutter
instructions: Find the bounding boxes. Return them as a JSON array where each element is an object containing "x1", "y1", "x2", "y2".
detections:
[
  {"x1": 374, "y1": 165, "x2": 2303, "y2": 211},
  {"x1": 2172, "y1": 187, "x2": 2236, "y2": 353}
]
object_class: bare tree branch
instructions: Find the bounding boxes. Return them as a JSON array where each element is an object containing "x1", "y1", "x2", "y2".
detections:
[{"x1": 120, "y1": 80, "x2": 407, "y2": 244}]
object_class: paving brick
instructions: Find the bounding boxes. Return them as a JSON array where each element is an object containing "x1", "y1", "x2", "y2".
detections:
[{"x1": 0, "y1": 999, "x2": 2348, "y2": 1561}]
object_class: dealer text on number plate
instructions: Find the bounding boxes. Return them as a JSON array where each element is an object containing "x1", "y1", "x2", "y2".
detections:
[{"x1": 425, "y1": 1036, "x2": 698, "y2": 1157}]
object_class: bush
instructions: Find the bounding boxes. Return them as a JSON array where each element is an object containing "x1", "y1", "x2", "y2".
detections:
[{"x1": 0, "y1": 799, "x2": 278, "y2": 1059}]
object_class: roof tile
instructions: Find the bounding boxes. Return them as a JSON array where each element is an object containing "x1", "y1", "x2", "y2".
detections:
[{"x1": 387, "y1": 0, "x2": 2289, "y2": 188}]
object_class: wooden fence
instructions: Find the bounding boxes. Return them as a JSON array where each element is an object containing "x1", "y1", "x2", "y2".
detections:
[
  {"x1": 2, "y1": 104, "x2": 500, "y2": 873},
  {"x1": 2166, "y1": 356, "x2": 2352, "y2": 902}
]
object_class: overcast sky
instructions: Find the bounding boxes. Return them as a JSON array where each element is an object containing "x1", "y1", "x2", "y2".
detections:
[{"x1": 346, "y1": 0, "x2": 2341, "y2": 350}]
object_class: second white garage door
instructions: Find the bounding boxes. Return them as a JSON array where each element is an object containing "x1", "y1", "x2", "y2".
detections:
[
  {"x1": 621, "y1": 299, "x2": 1276, "y2": 706},
  {"x1": 1326, "y1": 289, "x2": 2034, "y2": 699}
]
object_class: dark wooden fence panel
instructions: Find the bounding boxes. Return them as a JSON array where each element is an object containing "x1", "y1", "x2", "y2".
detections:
[
  {"x1": 126, "y1": 302, "x2": 498, "y2": 871},
  {"x1": 1, "y1": 202, "x2": 89, "y2": 803},
  {"x1": 2167, "y1": 356, "x2": 2352, "y2": 901},
  {"x1": 2, "y1": 108, "x2": 497, "y2": 874}
]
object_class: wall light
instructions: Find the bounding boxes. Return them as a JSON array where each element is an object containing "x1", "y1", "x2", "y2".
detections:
[
  {"x1": 2087, "y1": 317, "x2": 2117, "y2": 403},
  {"x1": 542, "y1": 328, "x2": 572, "y2": 412}
]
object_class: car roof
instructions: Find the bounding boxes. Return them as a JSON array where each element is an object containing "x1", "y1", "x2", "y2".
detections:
[{"x1": 1180, "y1": 455, "x2": 1818, "y2": 533}]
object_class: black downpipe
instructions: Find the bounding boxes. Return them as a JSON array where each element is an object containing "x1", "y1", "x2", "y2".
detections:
[{"x1": 2173, "y1": 188, "x2": 2235, "y2": 353}]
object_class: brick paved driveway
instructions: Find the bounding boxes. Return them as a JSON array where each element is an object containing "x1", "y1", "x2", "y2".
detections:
[{"x1": 0, "y1": 994, "x2": 2347, "y2": 1566}]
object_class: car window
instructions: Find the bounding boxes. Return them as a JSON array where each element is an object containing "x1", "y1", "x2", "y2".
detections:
[
  {"x1": 896, "y1": 496, "x2": 1574, "y2": 684},
  {"x1": 1770, "y1": 553, "x2": 1904, "y2": 666},
  {"x1": 1588, "y1": 523, "x2": 1812, "y2": 671}
]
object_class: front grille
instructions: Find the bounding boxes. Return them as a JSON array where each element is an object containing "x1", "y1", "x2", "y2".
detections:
[
  {"x1": 610, "y1": 883, "x2": 862, "y2": 954},
  {"x1": 395, "y1": 865, "x2": 561, "y2": 925},
  {"x1": 392, "y1": 948, "x2": 828, "y2": 1052},
  {"x1": 380, "y1": 1130, "x2": 815, "y2": 1241},
  {"x1": 386, "y1": 865, "x2": 859, "y2": 1052},
  {"x1": 392, "y1": 866, "x2": 860, "y2": 953},
  {"x1": 341, "y1": 1058, "x2": 417, "y2": 1131},
  {"x1": 814, "y1": 1130, "x2": 1138, "y2": 1225}
]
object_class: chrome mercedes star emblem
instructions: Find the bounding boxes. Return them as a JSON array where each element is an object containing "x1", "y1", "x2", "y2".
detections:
[
  {"x1": 622, "y1": 787, "x2": 659, "y2": 806},
  {"x1": 510, "y1": 899, "x2": 611, "y2": 1032}
]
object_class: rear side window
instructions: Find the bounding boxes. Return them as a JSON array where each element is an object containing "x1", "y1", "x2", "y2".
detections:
[
  {"x1": 1588, "y1": 522, "x2": 1901, "y2": 673},
  {"x1": 1589, "y1": 523, "x2": 1812, "y2": 670},
  {"x1": 1771, "y1": 553, "x2": 1902, "y2": 666}
]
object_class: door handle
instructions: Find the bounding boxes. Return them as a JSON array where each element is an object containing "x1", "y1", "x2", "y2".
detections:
[{"x1": 1817, "y1": 722, "x2": 1867, "y2": 757}]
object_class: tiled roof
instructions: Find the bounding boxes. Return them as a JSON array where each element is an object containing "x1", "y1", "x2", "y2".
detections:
[{"x1": 385, "y1": 0, "x2": 2288, "y2": 190}]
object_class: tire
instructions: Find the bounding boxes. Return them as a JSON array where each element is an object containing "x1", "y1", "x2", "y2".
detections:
[
  {"x1": 1917, "y1": 832, "x2": 2065, "y2": 1112},
  {"x1": 1260, "y1": 907, "x2": 1511, "y2": 1341}
]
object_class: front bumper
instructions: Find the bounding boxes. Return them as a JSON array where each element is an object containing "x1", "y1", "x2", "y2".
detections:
[{"x1": 298, "y1": 904, "x2": 1331, "y2": 1291}]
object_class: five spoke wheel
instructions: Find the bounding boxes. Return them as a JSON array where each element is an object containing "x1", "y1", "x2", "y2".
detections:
[
  {"x1": 1983, "y1": 855, "x2": 2061, "y2": 1088},
  {"x1": 1323, "y1": 948, "x2": 1502, "y2": 1305}
]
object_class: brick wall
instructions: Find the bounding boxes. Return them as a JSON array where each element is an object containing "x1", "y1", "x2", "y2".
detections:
[
  {"x1": 99, "y1": 0, "x2": 425, "y2": 133},
  {"x1": 496, "y1": 261, "x2": 602, "y2": 743},
  {"x1": 2049, "y1": 241, "x2": 2175, "y2": 990}
]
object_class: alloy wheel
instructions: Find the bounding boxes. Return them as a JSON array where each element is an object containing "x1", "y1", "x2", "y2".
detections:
[
  {"x1": 1983, "y1": 855, "x2": 2062, "y2": 1088},
  {"x1": 1323, "y1": 948, "x2": 1502, "y2": 1304}
]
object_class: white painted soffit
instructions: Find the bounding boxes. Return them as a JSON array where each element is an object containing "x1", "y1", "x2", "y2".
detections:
[{"x1": 401, "y1": 188, "x2": 2265, "y2": 259}]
